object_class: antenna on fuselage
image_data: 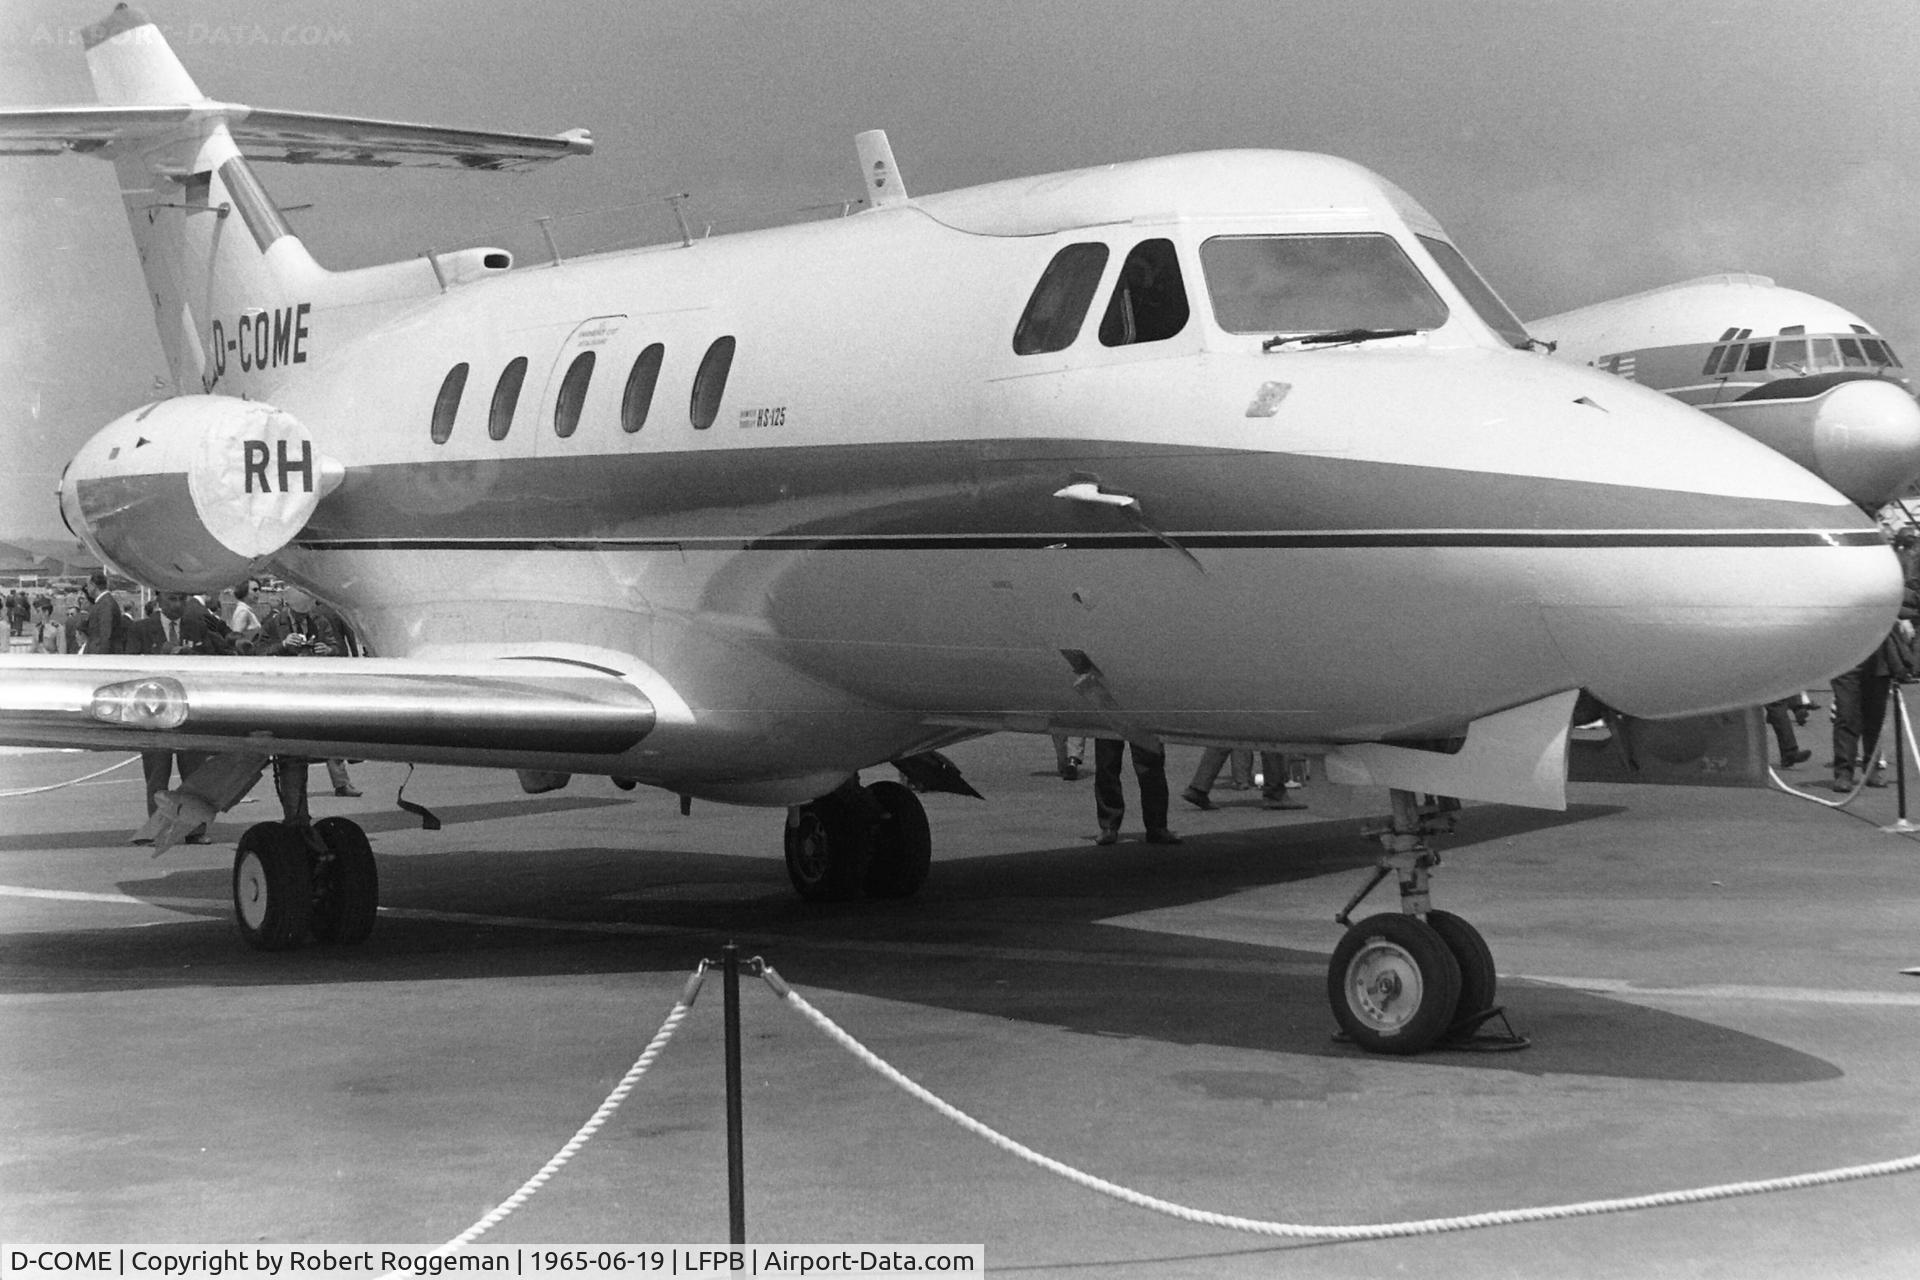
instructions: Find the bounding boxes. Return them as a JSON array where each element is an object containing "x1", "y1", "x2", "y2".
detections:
[{"x1": 855, "y1": 129, "x2": 910, "y2": 208}]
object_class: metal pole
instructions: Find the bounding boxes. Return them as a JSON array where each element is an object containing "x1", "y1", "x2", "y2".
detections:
[
  {"x1": 723, "y1": 942, "x2": 746, "y2": 1243},
  {"x1": 1897, "y1": 689, "x2": 1908, "y2": 817},
  {"x1": 1883, "y1": 687, "x2": 1916, "y2": 834}
]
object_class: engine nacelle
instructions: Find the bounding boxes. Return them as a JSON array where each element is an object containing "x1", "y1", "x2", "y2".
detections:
[{"x1": 58, "y1": 395, "x2": 344, "y2": 592}]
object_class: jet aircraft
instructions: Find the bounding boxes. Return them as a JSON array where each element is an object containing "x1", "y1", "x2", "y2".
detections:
[
  {"x1": 1532, "y1": 275, "x2": 1920, "y2": 509},
  {"x1": 0, "y1": 5, "x2": 1904, "y2": 1055}
]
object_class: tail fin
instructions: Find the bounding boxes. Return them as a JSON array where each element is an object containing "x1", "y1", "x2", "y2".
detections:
[
  {"x1": 86, "y1": 5, "x2": 323, "y2": 395},
  {"x1": 1, "y1": 4, "x2": 592, "y2": 395}
]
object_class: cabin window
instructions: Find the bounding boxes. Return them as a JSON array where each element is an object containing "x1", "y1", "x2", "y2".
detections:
[
  {"x1": 1013, "y1": 242, "x2": 1109, "y2": 355},
  {"x1": 1713, "y1": 344, "x2": 1745, "y2": 376},
  {"x1": 489, "y1": 356, "x2": 529, "y2": 441},
  {"x1": 553, "y1": 351, "x2": 594, "y2": 438},
  {"x1": 1773, "y1": 338, "x2": 1808, "y2": 371},
  {"x1": 430, "y1": 363, "x2": 467, "y2": 444},
  {"x1": 1416, "y1": 235, "x2": 1530, "y2": 349},
  {"x1": 1098, "y1": 239, "x2": 1189, "y2": 346},
  {"x1": 1808, "y1": 337, "x2": 1841, "y2": 372},
  {"x1": 622, "y1": 343, "x2": 664, "y2": 433},
  {"x1": 1862, "y1": 337, "x2": 1901, "y2": 367},
  {"x1": 1741, "y1": 342, "x2": 1772, "y2": 373},
  {"x1": 690, "y1": 336, "x2": 735, "y2": 429},
  {"x1": 1201, "y1": 233, "x2": 1448, "y2": 336},
  {"x1": 1838, "y1": 337, "x2": 1869, "y2": 368}
]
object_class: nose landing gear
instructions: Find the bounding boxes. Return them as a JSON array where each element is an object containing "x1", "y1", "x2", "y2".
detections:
[{"x1": 1326, "y1": 789, "x2": 1525, "y2": 1055}]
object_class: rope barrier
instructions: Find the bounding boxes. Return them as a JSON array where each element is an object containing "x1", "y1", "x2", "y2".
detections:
[
  {"x1": 433, "y1": 963, "x2": 708, "y2": 1251},
  {"x1": 0, "y1": 755, "x2": 138, "y2": 798},
  {"x1": 756, "y1": 963, "x2": 1920, "y2": 1243},
  {"x1": 1769, "y1": 687, "x2": 1915, "y2": 822}
]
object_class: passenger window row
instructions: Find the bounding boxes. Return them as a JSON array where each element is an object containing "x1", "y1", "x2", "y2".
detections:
[{"x1": 429, "y1": 336, "x2": 735, "y2": 444}]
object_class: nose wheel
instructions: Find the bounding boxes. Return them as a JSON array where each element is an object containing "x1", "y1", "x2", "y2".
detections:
[{"x1": 1326, "y1": 790, "x2": 1524, "y2": 1054}]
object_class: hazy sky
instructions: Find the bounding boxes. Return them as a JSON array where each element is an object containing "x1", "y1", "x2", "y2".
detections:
[{"x1": 5, "y1": 0, "x2": 1919, "y2": 540}]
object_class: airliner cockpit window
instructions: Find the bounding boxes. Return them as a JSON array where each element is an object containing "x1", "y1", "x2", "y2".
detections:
[
  {"x1": 1861, "y1": 337, "x2": 1903, "y2": 368},
  {"x1": 1416, "y1": 235, "x2": 1533, "y2": 349},
  {"x1": 1200, "y1": 234, "x2": 1447, "y2": 337}
]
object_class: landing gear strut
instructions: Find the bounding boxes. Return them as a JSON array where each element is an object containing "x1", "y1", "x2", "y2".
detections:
[
  {"x1": 1325, "y1": 788, "x2": 1521, "y2": 1055},
  {"x1": 784, "y1": 776, "x2": 931, "y2": 902},
  {"x1": 231, "y1": 818, "x2": 378, "y2": 950}
]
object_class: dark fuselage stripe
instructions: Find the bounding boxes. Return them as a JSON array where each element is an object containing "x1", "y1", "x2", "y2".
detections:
[{"x1": 295, "y1": 530, "x2": 1885, "y2": 552}]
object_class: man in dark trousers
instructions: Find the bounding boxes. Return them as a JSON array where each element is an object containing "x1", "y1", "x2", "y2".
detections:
[
  {"x1": 126, "y1": 591, "x2": 213, "y2": 844},
  {"x1": 1092, "y1": 737, "x2": 1180, "y2": 845}
]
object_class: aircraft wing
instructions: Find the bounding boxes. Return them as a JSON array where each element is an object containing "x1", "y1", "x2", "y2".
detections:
[
  {"x1": 0, "y1": 104, "x2": 592, "y2": 171},
  {"x1": 0, "y1": 654, "x2": 652, "y2": 763}
]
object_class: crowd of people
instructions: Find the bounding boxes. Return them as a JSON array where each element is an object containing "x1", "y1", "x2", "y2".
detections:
[{"x1": 2, "y1": 575, "x2": 363, "y2": 839}]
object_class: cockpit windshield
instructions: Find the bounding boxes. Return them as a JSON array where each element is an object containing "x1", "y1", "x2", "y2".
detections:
[
  {"x1": 1199, "y1": 234, "x2": 1448, "y2": 337},
  {"x1": 1416, "y1": 235, "x2": 1533, "y2": 350}
]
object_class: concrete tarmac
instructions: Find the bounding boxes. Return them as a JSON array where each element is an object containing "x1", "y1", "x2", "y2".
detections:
[{"x1": 4, "y1": 735, "x2": 1920, "y2": 1277}]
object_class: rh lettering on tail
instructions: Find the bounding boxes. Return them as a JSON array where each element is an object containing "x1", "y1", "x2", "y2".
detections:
[{"x1": 243, "y1": 438, "x2": 315, "y2": 494}]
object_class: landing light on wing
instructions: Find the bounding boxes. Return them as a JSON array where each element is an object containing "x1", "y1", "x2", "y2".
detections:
[{"x1": 89, "y1": 677, "x2": 189, "y2": 729}]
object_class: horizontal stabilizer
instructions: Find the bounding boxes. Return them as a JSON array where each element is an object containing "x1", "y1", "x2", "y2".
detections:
[{"x1": 0, "y1": 103, "x2": 592, "y2": 171}]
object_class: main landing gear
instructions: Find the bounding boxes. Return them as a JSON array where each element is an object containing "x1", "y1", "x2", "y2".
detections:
[
  {"x1": 784, "y1": 776, "x2": 931, "y2": 902},
  {"x1": 232, "y1": 818, "x2": 378, "y2": 951},
  {"x1": 1325, "y1": 789, "x2": 1521, "y2": 1056}
]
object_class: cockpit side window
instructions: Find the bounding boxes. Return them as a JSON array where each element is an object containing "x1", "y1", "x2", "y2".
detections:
[
  {"x1": 1099, "y1": 239, "x2": 1190, "y2": 346},
  {"x1": 1014, "y1": 242, "x2": 1110, "y2": 355},
  {"x1": 1416, "y1": 235, "x2": 1531, "y2": 349},
  {"x1": 1200, "y1": 233, "x2": 1448, "y2": 336}
]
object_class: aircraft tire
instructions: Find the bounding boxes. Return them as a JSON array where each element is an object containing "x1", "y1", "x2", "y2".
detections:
[
  {"x1": 784, "y1": 795, "x2": 870, "y2": 902},
  {"x1": 310, "y1": 817, "x2": 378, "y2": 946},
  {"x1": 863, "y1": 779, "x2": 931, "y2": 899},
  {"x1": 1327, "y1": 912, "x2": 1461, "y2": 1055},
  {"x1": 232, "y1": 822, "x2": 313, "y2": 951},
  {"x1": 1425, "y1": 908, "x2": 1496, "y2": 1027}
]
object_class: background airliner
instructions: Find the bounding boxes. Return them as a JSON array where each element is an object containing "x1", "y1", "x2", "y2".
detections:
[
  {"x1": 1534, "y1": 275, "x2": 1920, "y2": 510},
  {"x1": 0, "y1": 5, "x2": 1901, "y2": 1055}
]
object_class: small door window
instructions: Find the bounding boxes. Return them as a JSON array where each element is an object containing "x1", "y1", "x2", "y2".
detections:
[
  {"x1": 489, "y1": 356, "x2": 528, "y2": 441},
  {"x1": 622, "y1": 343, "x2": 665, "y2": 432},
  {"x1": 430, "y1": 363, "x2": 467, "y2": 444},
  {"x1": 690, "y1": 336, "x2": 735, "y2": 430},
  {"x1": 553, "y1": 351, "x2": 594, "y2": 438}
]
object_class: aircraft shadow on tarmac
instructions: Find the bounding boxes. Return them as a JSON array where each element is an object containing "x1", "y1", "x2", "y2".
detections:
[
  {"x1": 0, "y1": 792, "x2": 633, "y2": 853},
  {"x1": 0, "y1": 799, "x2": 1841, "y2": 1086}
]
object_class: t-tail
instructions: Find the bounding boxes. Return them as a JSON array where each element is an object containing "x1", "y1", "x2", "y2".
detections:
[
  {"x1": 0, "y1": 3, "x2": 590, "y2": 589},
  {"x1": 1, "y1": 3, "x2": 591, "y2": 397}
]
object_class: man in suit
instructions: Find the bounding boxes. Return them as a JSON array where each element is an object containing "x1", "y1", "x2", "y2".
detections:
[
  {"x1": 79, "y1": 571, "x2": 127, "y2": 654},
  {"x1": 127, "y1": 591, "x2": 213, "y2": 844}
]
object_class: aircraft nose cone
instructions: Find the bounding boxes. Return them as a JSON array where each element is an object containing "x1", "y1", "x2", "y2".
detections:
[
  {"x1": 1812, "y1": 378, "x2": 1920, "y2": 508},
  {"x1": 1546, "y1": 527, "x2": 1904, "y2": 719}
]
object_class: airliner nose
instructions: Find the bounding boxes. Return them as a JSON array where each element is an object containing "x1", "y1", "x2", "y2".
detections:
[{"x1": 1810, "y1": 378, "x2": 1920, "y2": 509}]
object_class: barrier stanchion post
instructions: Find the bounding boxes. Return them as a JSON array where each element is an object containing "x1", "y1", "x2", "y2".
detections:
[
  {"x1": 1887, "y1": 688, "x2": 1917, "y2": 834},
  {"x1": 723, "y1": 942, "x2": 746, "y2": 1243}
]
